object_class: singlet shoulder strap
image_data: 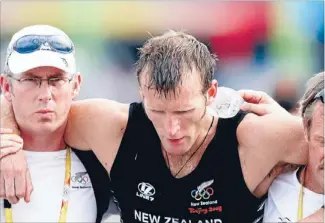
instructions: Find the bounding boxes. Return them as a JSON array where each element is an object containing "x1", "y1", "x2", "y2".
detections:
[{"x1": 73, "y1": 149, "x2": 111, "y2": 223}]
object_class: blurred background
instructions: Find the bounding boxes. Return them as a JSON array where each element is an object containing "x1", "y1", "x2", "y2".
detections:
[{"x1": 1, "y1": 1, "x2": 324, "y2": 114}]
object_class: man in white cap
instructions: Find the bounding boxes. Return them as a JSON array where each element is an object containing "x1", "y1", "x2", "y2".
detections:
[{"x1": 0, "y1": 25, "x2": 119, "y2": 222}]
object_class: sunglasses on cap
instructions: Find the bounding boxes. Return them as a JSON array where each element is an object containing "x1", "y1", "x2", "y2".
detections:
[
  {"x1": 302, "y1": 89, "x2": 324, "y2": 115},
  {"x1": 13, "y1": 35, "x2": 74, "y2": 54}
]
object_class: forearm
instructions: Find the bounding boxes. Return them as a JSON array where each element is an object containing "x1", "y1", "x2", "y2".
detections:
[
  {"x1": 0, "y1": 95, "x2": 19, "y2": 134},
  {"x1": 299, "y1": 208, "x2": 324, "y2": 222}
]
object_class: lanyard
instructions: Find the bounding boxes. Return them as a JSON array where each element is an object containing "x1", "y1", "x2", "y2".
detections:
[
  {"x1": 4, "y1": 147, "x2": 71, "y2": 223},
  {"x1": 297, "y1": 166, "x2": 306, "y2": 221}
]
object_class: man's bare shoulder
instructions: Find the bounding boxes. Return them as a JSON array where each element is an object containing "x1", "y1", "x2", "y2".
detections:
[
  {"x1": 70, "y1": 99, "x2": 130, "y2": 128},
  {"x1": 71, "y1": 98, "x2": 129, "y2": 117},
  {"x1": 236, "y1": 112, "x2": 293, "y2": 146},
  {"x1": 236, "y1": 112, "x2": 259, "y2": 147},
  {"x1": 65, "y1": 99, "x2": 130, "y2": 150}
]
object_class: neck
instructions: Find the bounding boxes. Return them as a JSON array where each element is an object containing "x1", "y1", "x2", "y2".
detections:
[
  {"x1": 300, "y1": 166, "x2": 324, "y2": 194},
  {"x1": 21, "y1": 125, "x2": 66, "y2": 152}
]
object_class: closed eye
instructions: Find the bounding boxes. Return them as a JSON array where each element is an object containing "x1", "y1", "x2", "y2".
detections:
[
  {"x1": 151, "y1": 110, "x2": 165, "y2": 114},
  {"x1": 175, "y1": 111, "x2": 188, "y2": 114},
  {"x1": 175, "y1": 109, "x2": 195, "y2": 114}
]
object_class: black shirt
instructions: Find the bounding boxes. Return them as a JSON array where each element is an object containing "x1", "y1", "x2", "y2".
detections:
[{"x1": 110, "y1": 102, "x2": 265, "y2": 223}]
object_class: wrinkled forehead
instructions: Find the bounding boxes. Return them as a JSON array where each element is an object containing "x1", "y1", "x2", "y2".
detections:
[
  {"x1": 142, "y1": 85, "x2": 205, "y2": 111},
  {"x1": 19, "y1": 66, "x2": 67, "y2": 77},
  {"x1": 141, "y1": 67, "x2": 203, "y2": 92}
]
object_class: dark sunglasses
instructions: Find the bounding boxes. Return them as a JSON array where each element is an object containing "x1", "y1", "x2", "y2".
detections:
[
  {"x1": 302, "y1": 89, "x2": 324, "y2": 115},
  {"x1": 13, "y1": 35, "x2": 74, "y2": 54}
]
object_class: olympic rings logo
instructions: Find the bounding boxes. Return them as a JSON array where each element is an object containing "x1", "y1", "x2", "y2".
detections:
[
  {"x1": 191, "y1": 187, "x2": 214, "y2": 201},
  {"x1": 71, "y1": 173, "x2": 89, "y2": 184}
]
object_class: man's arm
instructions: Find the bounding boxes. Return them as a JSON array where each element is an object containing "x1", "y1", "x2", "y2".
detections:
[
  {"x1": 65, "y1": 99, "x2": 129, "y2": 173},
  {"x1": 1, "y1": 95, "x2": 19, "y2": 135},
  {"x1": 239, "y1": 89, "x2": 307, "y2": 164},
  {"x1": 238, "y1": 113, "x2": 307, "y2": 194},
  {"x1": 236, "y1": 90, "x2": 308, "y2": 195},
  {"x1": 252, "y1": 163, "x2": 299, "y2": 198},
  {"x1": 0, "y1": 95, "x2": 33, "y2": 204}
]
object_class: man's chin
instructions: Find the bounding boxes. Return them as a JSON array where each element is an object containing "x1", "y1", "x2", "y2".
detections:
[
  {"x1": 31, "y1": 122, "x2": 58, "y2": 133},
  {"x1": 163, "y1": 142, "x2": 189, "y2": 156}
]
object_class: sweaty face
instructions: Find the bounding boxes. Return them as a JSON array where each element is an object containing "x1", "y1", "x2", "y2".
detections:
[
  {"x1": 140, "y1": 70, "x2": 215, "y2": 155},
  {"x1": 6, "y1": 66, "x2": 80, "y2": 135},
  {"x1": 307, "y1": 102, "x2": 324, "y2": 193}
]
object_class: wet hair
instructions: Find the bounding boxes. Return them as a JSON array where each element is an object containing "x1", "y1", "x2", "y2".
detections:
[{"x1": 136, "y1": 30, "x2": 217, "y2": 98}]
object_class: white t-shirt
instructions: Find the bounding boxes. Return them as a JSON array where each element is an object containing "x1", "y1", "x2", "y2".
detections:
[
  {"x1": 0, "y1": 149, "x2": 98, "y2": 222},
  {"x1": 263, "y1": 168, "x2": 324, "y2": 222}
]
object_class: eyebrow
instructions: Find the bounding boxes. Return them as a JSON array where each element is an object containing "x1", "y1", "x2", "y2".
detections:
[{"x1": 22, "y1": 72, "x2": 66, "y2": 78}]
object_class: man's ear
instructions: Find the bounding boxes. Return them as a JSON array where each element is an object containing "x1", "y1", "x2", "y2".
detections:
[
  {"x1": 206, "y1": 79, "x2": 218, "y2": 106},
  {"x1": 72, "y1": 72, "x2": 82, "y2": 100},
  {"x1": 0, "y1": 74, "x2": 13, "y2": 101}
]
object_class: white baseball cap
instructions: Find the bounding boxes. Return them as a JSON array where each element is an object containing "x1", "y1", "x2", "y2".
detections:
[{"x1": 5, "y1": 25, "x2": 76, "y2": 75}]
